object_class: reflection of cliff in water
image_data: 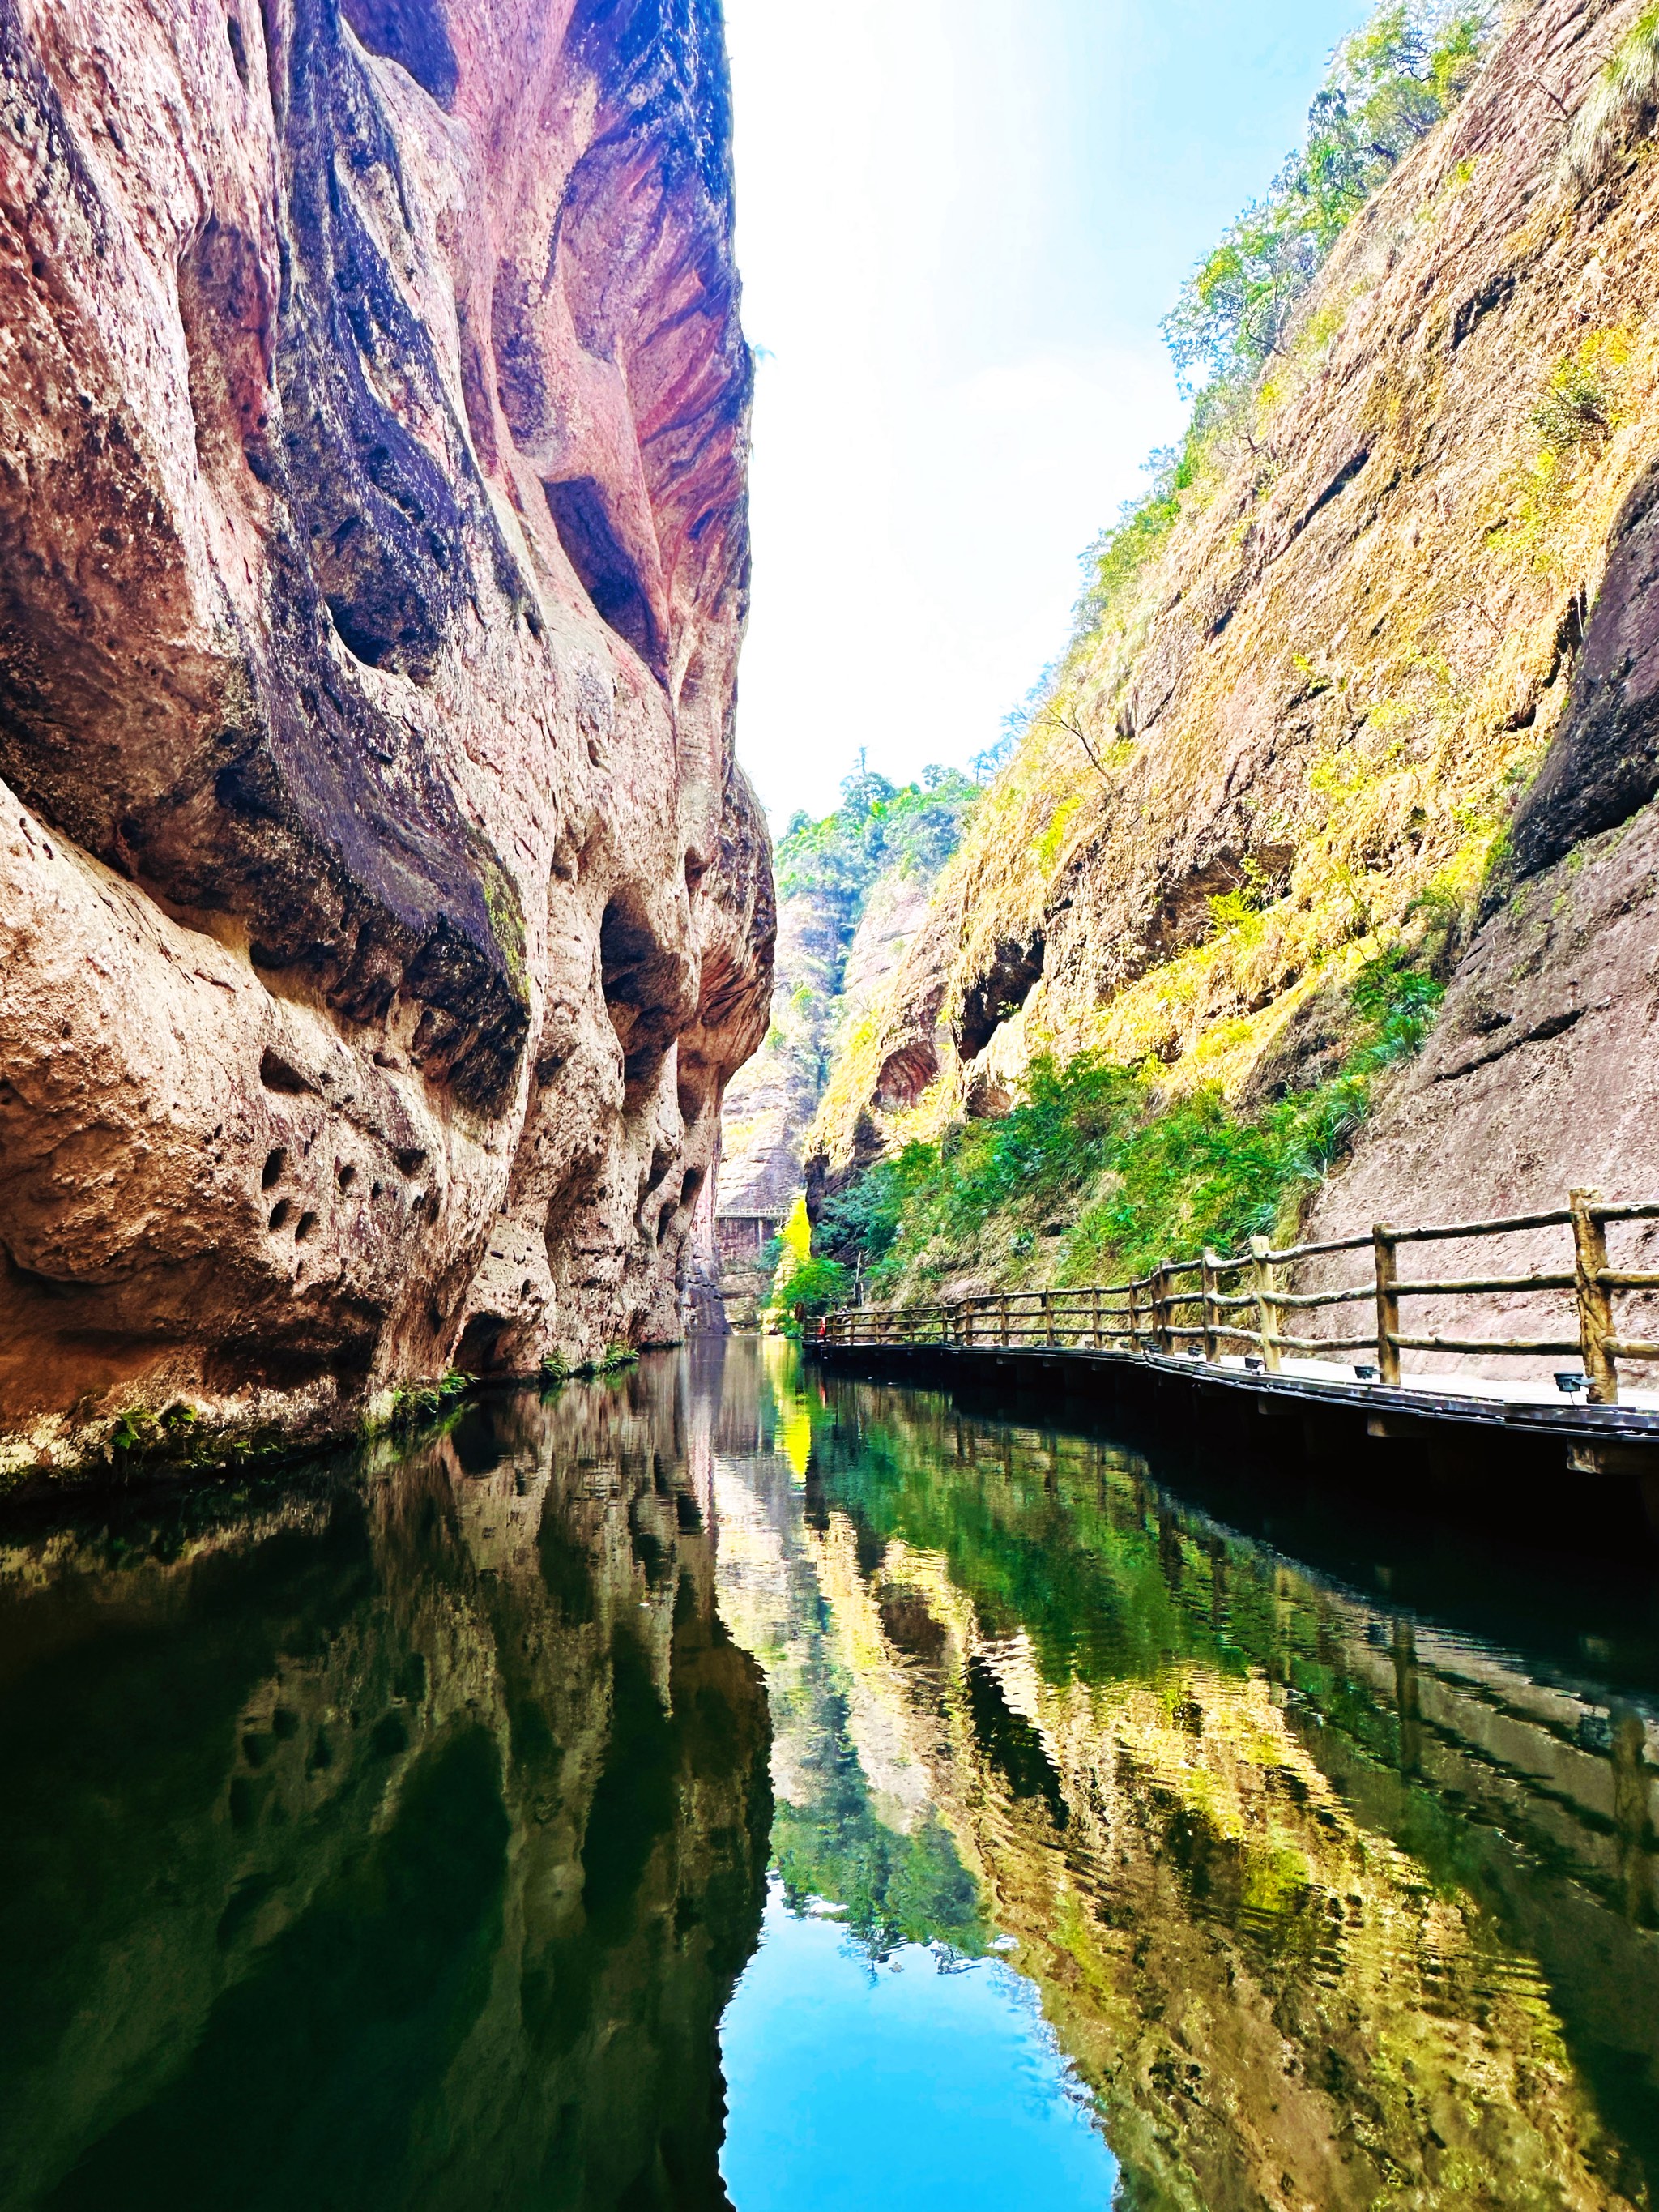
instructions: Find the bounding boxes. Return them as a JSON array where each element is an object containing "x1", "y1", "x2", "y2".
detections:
[
  {"x1": 729, "y1": 1350, "x2": 1659, "y2": 2212},
  {"x1": 0, "y1": 1368, "x2": 770, "y2": 2212}
]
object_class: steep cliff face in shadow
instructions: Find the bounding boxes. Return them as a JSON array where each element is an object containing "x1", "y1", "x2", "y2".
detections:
[
  {"x1": 0, "y1": 1373, "x2": 771, "y2": 2209},
  {"x1": 808, "y1": 0, "x2": 1659, "y2": 1334},
  {"x1": 0, "y1": 0, "x2": 773, "y2": 1475}
]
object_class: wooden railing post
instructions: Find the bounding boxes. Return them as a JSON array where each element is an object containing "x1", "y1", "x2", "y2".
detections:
[
  {"x1": 1374, "y1": 1224, "x2": 1401, "y2": 1386},
  {"x1": 1201, "y1": 1250, "x2": 1220, "y2": 1361},
  {"x1": 1043, "y1": 1289, "x2": 1055, "y2": 1347},
  {"x1": 1127, "y1": 1279, "x2": 1139, "y2": 1348},
  {"x1": 1248, "y1": 1237, "x2": 1280, "y2": 1371},
  {"x1": 1154, "y1": 1261, "x2": 1172, "y2": 1352},
  {"x1": 1571, "y1": 1187, "x2": 1618, "y2": 1403},
  {"x1": 1093, "y1": 1284, "x2": 1102, "y2": 1348},
  {"x1": 1000, "y1": 1293, "x2": 1010, "y2": 1347}
]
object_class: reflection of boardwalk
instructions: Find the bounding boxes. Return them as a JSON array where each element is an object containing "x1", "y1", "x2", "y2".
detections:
[{"x1": 751, "y1": 1361, "x2": 1659, "y2": 2208}]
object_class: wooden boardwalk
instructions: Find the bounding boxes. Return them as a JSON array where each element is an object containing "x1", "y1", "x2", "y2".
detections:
[{"x1": 810, "y1": 1186, "x2": 1659, "y2": 1476}]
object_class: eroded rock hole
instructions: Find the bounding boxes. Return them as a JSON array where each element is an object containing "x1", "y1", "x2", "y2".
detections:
[
  {"x1": 876, "y1": 1040, "x2": 938, "y2": 1111},
  {"x1": 268, "y1": 1199, "x2": 292, "y2": 1231},
  {"x1": 296, "y1": 1210, "x2": 319, "y2": 1241},
  {"x1": 261, "y1": 1147, "x2": 286, "y2": 1190},
  {"x1": 600, "y1": 897, "x2": 688, "y2": 1107},
  {"x1": 337, "y1": 1163, "x2": 357, "y2": 1192},
  {"x1": 393, "y1": 1145, "x2": 427, "y2": 1176},
  {"x1": 259, "y1": 1048, "x2": 314, "y2": 1095},
  {"x1": 955, "y1": 931, "x2": 1046, "y2": 1061},
  {"x1": 454, "y1": 1312, "x2": 507, "y2": 1376},
  {"x1": 225, "y1": 12, "x2": 249, "y2": 87},
  {"x1": 544, "y1": 477, "x2": 663, "y2": 677}
]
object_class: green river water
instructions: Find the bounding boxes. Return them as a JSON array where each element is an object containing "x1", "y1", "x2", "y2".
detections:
[{"x1": 1, "y1": 1341, "x2": 1654, "y2": 2210}]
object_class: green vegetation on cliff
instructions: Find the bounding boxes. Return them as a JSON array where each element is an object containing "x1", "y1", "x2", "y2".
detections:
[
  {"x1": 817, "y1": 953, "x2": 1442, "y2": 1296},
  {"x1": 775, "y1": 762, "x2": 982, "y2": 907},
  {"x1": 1165, "y1": 4, "x2": 1491, "y2": 399},
  {"x1": 1072, "y1": 2, "x2": 1496, "y2": 672}
]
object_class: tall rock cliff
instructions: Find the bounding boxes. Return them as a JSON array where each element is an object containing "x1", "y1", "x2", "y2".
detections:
[
  {"x1": 808, "y1": 0, "x2": 1659, "y2": 1338},
  {"x1": 0, "y1": 0, "x2": 774, "y2": 1474}
]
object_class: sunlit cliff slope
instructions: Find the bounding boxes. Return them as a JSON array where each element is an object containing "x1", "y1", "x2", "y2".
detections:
[{"x1": 808, "y1": 0, "x2": 1659, "y2": 1313}]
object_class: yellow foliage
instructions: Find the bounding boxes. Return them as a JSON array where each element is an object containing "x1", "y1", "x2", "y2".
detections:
[{"x1": 780, "y1": 1194, "x2": 812, "y2": 1266}]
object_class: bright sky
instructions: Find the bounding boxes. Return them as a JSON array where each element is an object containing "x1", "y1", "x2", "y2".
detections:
[{"x1": 722, "y1": 0, "x2": 1374, "y2": 831}]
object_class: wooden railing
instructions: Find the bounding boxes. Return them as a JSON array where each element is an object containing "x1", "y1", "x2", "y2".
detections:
[{"x1": 815, "y1": 1187, "x2": 1659, "y2": 1406}]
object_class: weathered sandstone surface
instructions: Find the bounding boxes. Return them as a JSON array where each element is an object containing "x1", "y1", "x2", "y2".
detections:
[
  {"x1": 0, "y1": 0, "x2": 773, "y2": 1472},
  {"x1": 809, "y1": 0, "x2": 1659, "y2": 1347}
]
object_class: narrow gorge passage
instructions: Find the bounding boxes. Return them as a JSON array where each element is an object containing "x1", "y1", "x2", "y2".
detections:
[
  {"x1": 10, "y1": 0, "x2": 1659, "y2": 2201},
  {"x1": 2, "y1": 1347, "x2": 1654, "y2": 2210}
]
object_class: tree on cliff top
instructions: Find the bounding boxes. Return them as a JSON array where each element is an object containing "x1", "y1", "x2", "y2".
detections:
[
  {"x1": 1065, "y1": 2, "x2": 1495, "y2": 663},
  {"x1": 1163, "y1": 2, "x2": 1494, "y2": 401},
  {"x1": 775, "y1": 758, "x2": 982, "y2": 905}
]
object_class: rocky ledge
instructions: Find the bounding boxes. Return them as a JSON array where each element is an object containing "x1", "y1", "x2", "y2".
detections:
[{"x1": 0, "y1": 0, "x2": 774, "y2": 1475}]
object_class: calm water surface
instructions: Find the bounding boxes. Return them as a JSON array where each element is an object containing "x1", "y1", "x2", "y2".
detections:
[{"x1": 1, "y1": 1342, "x2": 1655, "y2": 2210}]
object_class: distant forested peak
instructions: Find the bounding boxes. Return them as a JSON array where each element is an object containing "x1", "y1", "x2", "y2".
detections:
[{"x1": 776, "y1": 757, "x2": 983, "y2": 904}]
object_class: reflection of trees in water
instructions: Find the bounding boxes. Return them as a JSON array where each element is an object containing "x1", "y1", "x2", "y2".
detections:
[
  {"x1": 710, "y1": 1381, "x2": 987, "y2": 1962},
  {"x1": 748, "y1": 1366, "x2": 1658, "y2": 2212},
  {"x1": 0, "y1": 1375, "x2": 770, "y2": 2212}
]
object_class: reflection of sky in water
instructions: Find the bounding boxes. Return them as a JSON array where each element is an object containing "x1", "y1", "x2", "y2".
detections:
[
  {"x1": 720, "y1": 1886, "x2": 1118, "y2": 2212},
  {"x1": 710, "y1": 1342, "x2": 1659, "y2": 2210}
]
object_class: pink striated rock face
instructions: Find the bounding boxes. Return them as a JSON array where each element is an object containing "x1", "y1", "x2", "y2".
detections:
[{"x1": 0, "y1": 0, "x2": 773, "y2": 1470}]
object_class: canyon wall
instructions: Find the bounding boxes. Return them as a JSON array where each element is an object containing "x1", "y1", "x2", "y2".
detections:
[
  {"x1": 718, "y1": 864, "x2": 937, "y2": 1324},
  {"x1": 807, "y1": 0, "x2": 1659, "y2": 1337},
  {"x1": 0, "y1": 0, "x2": 773, "y2": 1475}
]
